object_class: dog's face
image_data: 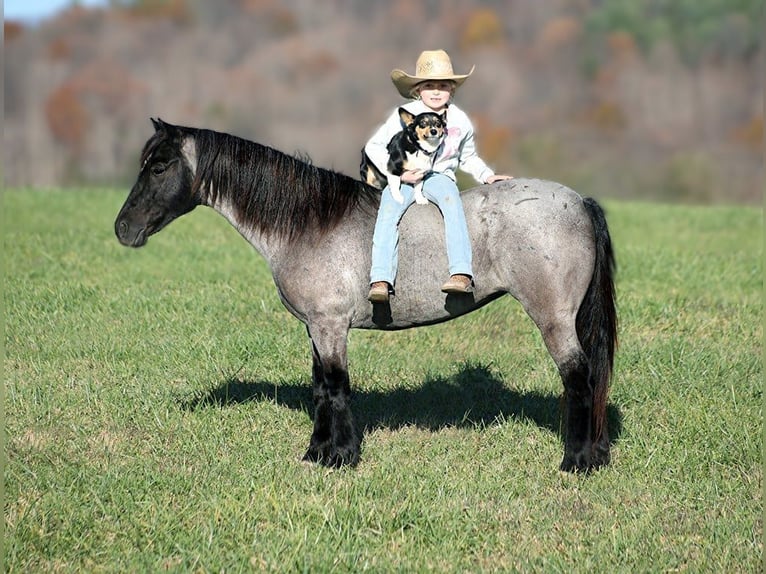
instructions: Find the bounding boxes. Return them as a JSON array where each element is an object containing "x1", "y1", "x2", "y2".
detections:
[{"x1": 399, "y1": 108, "x2": 447, "y2": 146}]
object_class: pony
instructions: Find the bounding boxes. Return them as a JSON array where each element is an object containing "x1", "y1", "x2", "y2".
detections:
[{"x1": 115, "y1": 119, "x2": 617, "y2": 472}]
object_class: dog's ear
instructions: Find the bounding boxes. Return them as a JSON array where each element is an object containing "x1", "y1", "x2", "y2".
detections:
[{"x1": 398, "y1": 107, "x2": 415, "y2": 127}]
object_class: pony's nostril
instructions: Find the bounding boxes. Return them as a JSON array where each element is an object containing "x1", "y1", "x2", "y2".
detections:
[{"x1": 118, "y1": 220, "x2": 128, "y2": 238}]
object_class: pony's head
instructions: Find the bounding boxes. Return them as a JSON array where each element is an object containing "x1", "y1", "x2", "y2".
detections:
[{"x1": 115, "y1": 118, "x2": 198, "y2": 247}]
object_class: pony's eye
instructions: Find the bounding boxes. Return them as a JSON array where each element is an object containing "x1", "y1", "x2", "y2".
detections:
[{"x1": 151, "y1": 164, "x2": 166, "y2": 176}]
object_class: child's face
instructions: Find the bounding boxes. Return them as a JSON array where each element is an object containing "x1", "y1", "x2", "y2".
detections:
[{"x1": 416, "y1": 81, "x2": 454, "y2": 111}]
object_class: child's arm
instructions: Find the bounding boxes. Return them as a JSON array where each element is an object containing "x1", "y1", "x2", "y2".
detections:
[
  {"x1": 457, "y1": 125, "x2": 496, "y2": 184},
  {"x1": 363, "y1": 110, "x2": 402, "y2": 175}
]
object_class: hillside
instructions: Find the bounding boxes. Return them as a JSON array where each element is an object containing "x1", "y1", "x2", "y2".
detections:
[{"x1": 4, "y1": 0, "x2": 763, "y2": 203}]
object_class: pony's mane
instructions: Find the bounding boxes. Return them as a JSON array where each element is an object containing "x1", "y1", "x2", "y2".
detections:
[{"x1": 181, "y1": 126, "x2": 379, "y2": 240}]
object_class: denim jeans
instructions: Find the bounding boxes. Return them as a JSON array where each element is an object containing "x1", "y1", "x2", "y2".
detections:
[{"x1": 369, "y1": 172, "x2": 473, "y2": 286}]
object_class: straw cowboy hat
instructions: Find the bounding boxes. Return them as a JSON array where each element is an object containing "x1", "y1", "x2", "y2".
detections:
[{"x1": 390, "y1": 49, "x2": 475, "y2": 98}]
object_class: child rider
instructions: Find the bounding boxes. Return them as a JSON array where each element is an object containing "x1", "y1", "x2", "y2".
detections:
[{"x1": 364, "y1": 49, "x2": 512, "y2": 303}]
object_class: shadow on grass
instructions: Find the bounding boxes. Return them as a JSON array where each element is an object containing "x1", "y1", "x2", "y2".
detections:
[{"x1": 181, "y1": 362, "x2": 623, "y2": 444}]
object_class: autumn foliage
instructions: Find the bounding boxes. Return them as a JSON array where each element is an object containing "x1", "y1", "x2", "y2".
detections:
[
  {"x1": 461, "y1": 8, "x2": 504, "y2": 50},
  {"x1": 5, "y1": 1, "x2": 763, "y2": 203},
  {"x1": 45, "y1": 84, "x2": 88, "y2": 150},
  {"x1": 4, "y1": 21, "x2": 24, "y2": 42}
]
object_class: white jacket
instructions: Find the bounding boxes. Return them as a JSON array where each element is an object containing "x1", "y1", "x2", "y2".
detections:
[{"x1": 364, "y1": 100, "x2": 495, "y2": 185}]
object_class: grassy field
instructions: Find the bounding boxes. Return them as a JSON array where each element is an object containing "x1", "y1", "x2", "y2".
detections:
[{"x1": 4, "y1": 188, "x2": 762, "y2": 572}]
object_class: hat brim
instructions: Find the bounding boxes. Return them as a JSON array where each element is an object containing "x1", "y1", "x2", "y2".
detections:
[{"x1": 390, "y1": 65, "x2": 475, "y2": 99}]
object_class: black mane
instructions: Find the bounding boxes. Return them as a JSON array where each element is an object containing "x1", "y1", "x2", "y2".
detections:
[{"x1": 175, "y1": 125, "x2": 380, "y2": 239}]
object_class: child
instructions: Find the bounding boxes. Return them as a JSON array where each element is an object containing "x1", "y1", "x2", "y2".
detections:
[{"x1": 365, "y1": 49, "x2": 512, "y2": 303}]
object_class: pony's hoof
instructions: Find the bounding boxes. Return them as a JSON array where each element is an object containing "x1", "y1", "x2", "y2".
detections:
[
  {"x1": 560, "y1": 456, "x2": 589, "y2": 474},
  {"x1": 302, "y1": 445, "x2": 359, "y2": 468},
  {"x1": 325, "y1": 452, "x2": 359, "y2": 468},
  {"x1": 559, "y1": 447, "x2": 610, "y2": 474},
  {"x1": 302, "y1": 447, "x2": 322, "y2": 464}
]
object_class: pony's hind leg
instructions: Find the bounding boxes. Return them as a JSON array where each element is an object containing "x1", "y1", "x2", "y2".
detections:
[
  {"x1": 302, "y1": 323, "x2": 361, "y2": 468},
  {"x1": 538, "y1": 317, "x2": 606, "y2": 473},
  {"x1": 557, "y1": 350, "x2": 601, "y2": 472}
]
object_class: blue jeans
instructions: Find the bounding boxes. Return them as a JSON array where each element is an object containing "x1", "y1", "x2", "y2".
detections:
[{"x1": 370, "y1": 172, "x2": 473, "y2": 286}]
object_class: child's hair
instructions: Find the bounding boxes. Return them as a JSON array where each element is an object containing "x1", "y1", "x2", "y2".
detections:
[{"x1": 410, "y1": 80, "x2": 457, "y2": 99}]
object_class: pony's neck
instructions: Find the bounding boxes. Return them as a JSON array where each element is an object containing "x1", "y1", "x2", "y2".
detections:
[
  {"x1": 178, "y1": 133, "x2": 280, "y2": 260},
  {"x1": 207, "y1": 181, "x2": 287, "y2": 264},
  {"x1": 182, "y1": 127, "x2": 378, "y2": 256}
]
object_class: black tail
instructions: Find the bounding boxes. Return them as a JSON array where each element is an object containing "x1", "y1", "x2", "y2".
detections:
[{"x1": 576, "y1": 197, "x2": 618, "y2": 447}]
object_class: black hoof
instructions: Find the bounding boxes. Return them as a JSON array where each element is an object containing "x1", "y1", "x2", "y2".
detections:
[
  {"x1": 560, "y1": 453, "x2": 589, "y2": 473},
  {"x1": 591, "y1": 442, "x2": 611, "y2": 468},
  {"x1": 560, "y1": 445, "x2": 610, "y2": 473},
  {"x1": 302, "y1": 447, "x2": 322, "y2": 464},
  {"x1": 302, "y1": 437, "x2": 330, "y2": 464},
  {"x1": 302, "y1": 444, "x2": 359, "y2": 468}
]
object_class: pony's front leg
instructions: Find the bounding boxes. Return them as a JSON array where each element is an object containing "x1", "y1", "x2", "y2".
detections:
[{"x1": 302, "y1": 324, "x2": 360, "y2": 468}]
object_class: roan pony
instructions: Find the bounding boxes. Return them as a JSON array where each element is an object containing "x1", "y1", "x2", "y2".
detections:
[{"x1": 115, "y1": 119, "x2": 617, "y2": 473}]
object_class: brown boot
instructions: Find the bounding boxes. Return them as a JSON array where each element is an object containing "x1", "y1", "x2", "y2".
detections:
[
  {"x1": 368, "y1": 281, "x2": 391, "y2": 303},
  {"x1": 441, "y1": 274, "x2": 473, "y2": 294}
]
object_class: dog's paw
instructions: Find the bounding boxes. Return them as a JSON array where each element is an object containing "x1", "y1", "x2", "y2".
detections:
[
  {"x1": 414, "y1": 194, "x2": 428, "y2": 205},
  {"x1": 391, "y1": 190, "x2": 405, "y2": 204}
]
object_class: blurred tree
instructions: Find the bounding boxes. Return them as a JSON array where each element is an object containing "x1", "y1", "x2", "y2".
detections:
[
  {"x1": 581, "y1": 101, "x2": 626, "y2": 132},
  {"x1": 662, "y1": 151, "x2": 716, "y2": 202},
  {"x1": 473, "y1": 113, "x2": 512, "y2": 164},
  {"x1": 116, "y1": 0, "x2": 193, "y2": 24},
  {"x1": 583, "y1": 0, "x2": 762, "y2": 68},
  {"x1": 535, "y1": 16, "x2": 582, "y2": 58},
  {"x1": 461, "y1": 8, "x2": 504, "y2": 50},
  {"x1": 730, "y1": 116, "x2": 764, "y2": 150},
  {"x1": 4, "y1": 21, "x2": 25, "y2": 42},
  {"x1": 47, "y1": 37, "x2": 72, "y2": 60},
  {"x1": 45, "y1": 84, "x2": 88, "y2": 150}
]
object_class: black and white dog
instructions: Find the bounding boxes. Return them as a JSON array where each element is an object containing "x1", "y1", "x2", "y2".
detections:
[{"x1": 360, "y1": 108, "x2": 446, "y2": 205}]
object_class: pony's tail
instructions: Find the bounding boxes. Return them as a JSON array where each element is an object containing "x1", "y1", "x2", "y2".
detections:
[{"x1": 576, "y1": 197, "x2": 618, "y2": 447}]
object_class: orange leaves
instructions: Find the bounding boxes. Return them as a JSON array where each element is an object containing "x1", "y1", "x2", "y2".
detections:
[
  {"x1": 580, "y1": 101, "x2": 626, "y2": 132},
  {"x1": 44, "y1": 59, "x2": 147, "y2": 151},
  {"x1": 536, "y1": 17, "x2": 582, "y2": 56},
  {"x1": 473, "y1": 114, "x2": 512, "y2": 163},
  {"x1": 730, "y1": 115, "x2": 763, "y2": 150},
  {"x1": 119, "y1": 0, "x2": 192, "y2": 24},
  {"x1": 4, "y1": 21, "x2": 25, "y2": 43},
  {"x1": 45, "y1": 84, "x2": 88, "y2": 150},
  {"x1": 461, "y1": 8, "x2": 504, "y2": 50}
]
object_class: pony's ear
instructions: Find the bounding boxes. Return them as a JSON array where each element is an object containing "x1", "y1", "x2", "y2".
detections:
[{"x1": 150, "y1": 118, "x2": 181, "y2": 140}]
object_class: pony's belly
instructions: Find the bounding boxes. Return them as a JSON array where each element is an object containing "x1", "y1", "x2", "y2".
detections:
[{"x1": 357, "y1": 292, "x2": 499, "y2": 331}]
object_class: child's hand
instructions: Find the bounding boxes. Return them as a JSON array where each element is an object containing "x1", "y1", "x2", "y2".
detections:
[
  {"x1": 401, "y1": 169, "x2": 425, "y2": 184},
  {"x1": 486, "y1": 174, "x2": 513, "y2": 184}
]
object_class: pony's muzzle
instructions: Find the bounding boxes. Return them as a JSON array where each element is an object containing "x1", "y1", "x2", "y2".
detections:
[{"x1": 115, "y1": 218, "x2": 147, "y2": 247}]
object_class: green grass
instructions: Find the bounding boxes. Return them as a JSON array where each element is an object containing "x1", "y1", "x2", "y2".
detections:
[{"x1": 5, "y1": 189, "x2": 763, "y2": 572}]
